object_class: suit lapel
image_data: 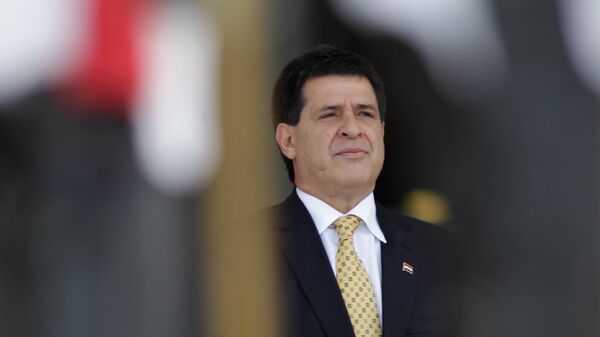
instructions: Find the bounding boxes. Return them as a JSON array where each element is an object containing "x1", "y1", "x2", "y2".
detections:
[
  {"x1": 378, "y1": 204, "x2": 418, "y2": 337},
  {"x1": 276, "y1": 192, "x2": 355, "y2": 337}
]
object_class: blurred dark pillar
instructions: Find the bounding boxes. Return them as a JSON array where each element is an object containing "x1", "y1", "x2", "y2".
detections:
[
  {"x1": 458, "y1": 1, "x2": 599, "y2": 336},
  {"x1": 0, "y1": 94, "x2": 200, "y2": 337},
  {"x1": 0, "y1": 108, "x2": 32, "y2": 337}
]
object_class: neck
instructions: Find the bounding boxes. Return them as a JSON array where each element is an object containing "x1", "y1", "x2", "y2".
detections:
[{"x1": 296, "y1": 185, "x2": 372, "y2": 214}]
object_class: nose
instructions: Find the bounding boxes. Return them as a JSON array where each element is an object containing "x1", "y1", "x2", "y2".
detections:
[{"x1": 338, "y1": 113, "x2": 362, "y2": 138}]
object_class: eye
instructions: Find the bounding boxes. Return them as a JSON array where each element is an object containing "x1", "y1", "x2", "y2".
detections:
[
  {"x1": 320, "y1": 112, "x2": 337, "y2": 119},
  {"x1": 358, "y1": 111, "x2": 375, "y2": 118}
]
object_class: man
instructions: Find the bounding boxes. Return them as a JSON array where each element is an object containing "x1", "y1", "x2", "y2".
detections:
[{"x1": 271, "y1": 45, "x2": 458, "y2": 337}]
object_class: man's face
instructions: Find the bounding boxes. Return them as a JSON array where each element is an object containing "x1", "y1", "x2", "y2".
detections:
[{"x1": 277, "y1": 75, "x2": 385, "y2": 198}]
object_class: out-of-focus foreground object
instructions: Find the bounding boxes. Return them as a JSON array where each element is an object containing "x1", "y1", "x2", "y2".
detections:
[
  {"x1": 559, "y1": 0, "x2": 600, "y2": 96},
  {"x1": 203, "y1": 0, "x2": 280, "y2": 337},
  {"x1": 328, "y1": 0, "x2": 509, "y2": 106},
  {"x1": 0, "y1": 0, "x2": 222, "y2": 337}
]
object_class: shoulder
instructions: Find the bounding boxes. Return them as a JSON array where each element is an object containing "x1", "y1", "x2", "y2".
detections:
[
  {"x1": 377, "y1": 202, "x2": 455, "y2": 239},
  {"x1": 262, "y1": 191, "x2": 308, "y2": 227},
  {"x1": 377, "y1": 203, "x2": 458, "y2": 257},
  {"x1": 402, "y1": 213, "x2": 455, "y2": 246}
]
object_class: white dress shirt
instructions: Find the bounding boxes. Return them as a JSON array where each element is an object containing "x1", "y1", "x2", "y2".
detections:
[{"x1": 295, "y1": 188, "x2": 387, "y2": 321}]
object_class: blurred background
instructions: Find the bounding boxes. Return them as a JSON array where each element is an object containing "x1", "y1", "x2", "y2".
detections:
[{"x1": 0, "y1": 0, "x2": 598, "y2": 336}]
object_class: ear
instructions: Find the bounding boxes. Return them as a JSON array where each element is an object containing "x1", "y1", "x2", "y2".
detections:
[{"x1": 275, "y1": 123, "x2": 296, "y2": 160}]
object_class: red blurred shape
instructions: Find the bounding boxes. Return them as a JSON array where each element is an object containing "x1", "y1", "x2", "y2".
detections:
[{"x1": 63, "y1": 0, "x2": 147, "y2": 116}]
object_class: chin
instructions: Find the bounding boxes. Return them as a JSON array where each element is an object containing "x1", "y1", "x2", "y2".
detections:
[{"x1": 335, "y1": 175, "x2": 374, "y2": 191}]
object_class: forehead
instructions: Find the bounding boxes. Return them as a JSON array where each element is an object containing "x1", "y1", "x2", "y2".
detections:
[{"x1": 301, "y1": 75, "x2": 377, "y2": 107}]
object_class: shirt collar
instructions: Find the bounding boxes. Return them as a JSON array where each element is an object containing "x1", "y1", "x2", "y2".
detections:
[{"x1": 295, "y1": 187, "x2": 387, "y2": 243}]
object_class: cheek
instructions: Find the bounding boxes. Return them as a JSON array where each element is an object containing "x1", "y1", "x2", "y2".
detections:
[
  {"x1": 314, "y1": 132, "x2": 335, "y2": 172},
  {"x1": 365, "y1": 128, "x2": 383, "y2": 146},
  {"x1": 298, "y1": 134, "x2": 325, "y2": 159},
  {"x1": 370, "y1": 135, "x2": 386, "y2": 165},
  {"x1": 377, "y1": 139, "x2": 386, "y2": 160},
  {"x1": 322, "y1": 129, "x2": 338, "y2": 146}
]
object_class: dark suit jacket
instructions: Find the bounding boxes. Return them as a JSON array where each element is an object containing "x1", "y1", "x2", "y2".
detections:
[{"x1": 271, "y1": 191, "x2": 459, "y2": 337}]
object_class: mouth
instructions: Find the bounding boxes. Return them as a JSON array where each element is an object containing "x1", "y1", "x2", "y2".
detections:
[{"x1": 335, "y1": 148, "x2": 368, "y2": 157}]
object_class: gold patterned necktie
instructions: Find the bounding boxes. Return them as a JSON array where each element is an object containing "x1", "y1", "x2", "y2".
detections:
[{"x1": 334, "y1": 215, "x2": 382, "y2": 337}]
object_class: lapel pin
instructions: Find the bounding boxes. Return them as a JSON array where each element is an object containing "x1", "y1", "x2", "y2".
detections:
[{"x1": 402, "y1": 262, "x2": 414, "y2": 274}]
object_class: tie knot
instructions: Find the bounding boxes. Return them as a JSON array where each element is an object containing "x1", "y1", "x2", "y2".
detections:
[{"x1": 333, "y1": 215, "x2": 362, "y2": 241}]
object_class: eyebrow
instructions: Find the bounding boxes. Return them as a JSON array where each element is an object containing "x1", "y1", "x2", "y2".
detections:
[
  {"x1": 319, "y1": 103, "x2": 378, "y2": 112},
  {"x1": 354, "y1": 103, "x2": 377, "y2": 111}
]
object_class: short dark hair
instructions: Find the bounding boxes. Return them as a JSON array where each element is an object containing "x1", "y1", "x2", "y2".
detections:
[{"x1": 272, "y1": 44, "x2": 386, "y2": 182}]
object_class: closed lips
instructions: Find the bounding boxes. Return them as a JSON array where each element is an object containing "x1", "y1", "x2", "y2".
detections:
[{"x1": 334, "y1": 146, "x2": 369, "y2": 155}]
